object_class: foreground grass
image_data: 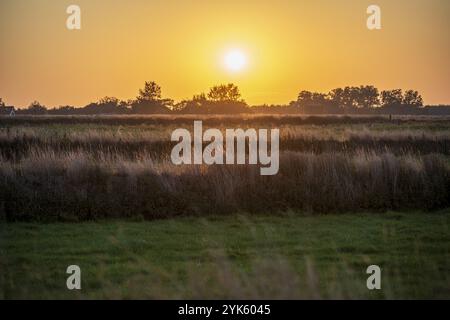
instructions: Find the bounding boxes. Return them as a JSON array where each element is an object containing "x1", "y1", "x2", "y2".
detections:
[{"x1": 1, "y1": 212, "x2": 449, "y2": 299}]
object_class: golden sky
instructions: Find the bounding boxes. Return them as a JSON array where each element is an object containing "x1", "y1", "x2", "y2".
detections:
[{"x1": 1, "y1": 0, "x2": 449, "y2": 107}]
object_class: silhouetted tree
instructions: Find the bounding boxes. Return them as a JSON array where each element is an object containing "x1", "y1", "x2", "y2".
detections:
[
  {"x1": 403, "y1": 90, "x2": 423, "y2": 107},
  {"x1": 329, "y1": 88, "x2": 345, "y2": 108},
  {"x1": 354, "y1": 85, "x2": 379, "y2": 108},
  {"x1": 297, "y1": 91, "x2": 313, "y2": 104},
  {"x1": 137, "y1": 81, "x2": 162, "y2": 102},
  {"x1": 6, "y1": 83, "x2": 437, "y2": 116},
  {"x1": 51, "y1": 105, "x2": 77, "y2": 115},
  {"x1": 208, "y1": 83, "x2": 241, "y2": 102},
  {"x1": 132, "y1": 81, "x2": 172, "y2": 114},
  {"x1": 80, "y1": 97, "x2": 117, "y2": 114},
  {"x1": 297, "y1": 90, "x2": 331, "y2": 108},
  {"x1": 98, "y1": 96, "x2": 119, "y2": 105},
  {"x1": 173, "y1": 93, "x2": 208, "y2": 113},
  {"x1": 297, "y1": 91, "x2": 329, "y2": 106},
  {"x1": 333, "y1": 86, "x2": 379, "y2": 109},
  {"x1": 89, "y1": 96, "x2": 129, "y2": 114},
  {"x1": 193, "y1": 93, "x2": 208, "y2": 102},
  {"x1": 381, "y1": 89, "x2": 403, "y2": 106},
  {"x1": 341, "y1": 87, "x2": 358, "y2": 109},
  {"x1": 296, "y1": 90, "x2": 337, "y2": 113},
  {"x1": 26, "y1": 101, "x2": 47, "y2": 115},
  {"x1": 184, "y1": 84, "x2": 248, "y2": 114}
]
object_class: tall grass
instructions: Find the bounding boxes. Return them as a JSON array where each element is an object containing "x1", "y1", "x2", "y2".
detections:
[
  {"x1": 2, "y1": 114, "x2": 450, "y2": 127},
  {"x1": 1, "y1": 115, "x2": 449, "y2": 221},
  {"x1": 1, "y1": 150, "x2": 448, "y2": 221},
  {"x1": 1, "y1": 125, "x2": 449, "y2": 161}
]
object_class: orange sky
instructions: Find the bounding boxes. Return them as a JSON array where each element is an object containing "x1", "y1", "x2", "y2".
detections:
[{"x1": 1, "y1": 0, "x2": 449, "y2": 107}]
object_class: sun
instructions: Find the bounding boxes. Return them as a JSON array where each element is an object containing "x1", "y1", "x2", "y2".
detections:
[{"x1": 224, "y1": 49, "x2": 247, "y2": 72}]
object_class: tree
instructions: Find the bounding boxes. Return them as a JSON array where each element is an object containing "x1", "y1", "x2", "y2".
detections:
[
  {"x1": 208, "y1": 83, "x2": 241, "y2": 102},
  {"x1": 98, "y1": 96, "x2": 119, "y2": 105},
  {"x1": 297, "y1": 91, "x2": 313, "y2": 104},
  {"x1": 336, "y1": 86, "x2": 379, "y2": 109},
  {"x1": 197, "y1": 84, "x2": 248, "y2": 113},
  {"x1": 192, "y1": 93, "x2": 207, "y2": 102},
  {"x1": 297, "y1": 91, "x2": 328, "y2": 107},
  {"x1": 173, "y1": 93, "x2": 207, "y2": 113},
  {"x1": 0, "y1": 98, "x2": 5, "y2": 107},
  {"x1": 381, "y1": 89, "x2": 403, "y2": 106},
  {"x1": 137, "y1": 81, "x2": 162, "y2": 102},
  {"x1": 132, "y1": 81, "x2": 171, "y2": 114},
  {"x1": 296, "y1": 90, "x2": 338, "y2": 114},
  {"x1": 403, "y1": 90, "x2": 423, "y2": 107},
  {"x1": 26, "y1": 101, "x2": 47, "y2": 114},
  {"x1": 342, "y1": 87, "x2": 358, "y2": 109},
  {"x1": 93, "y1": 96, "x2": 130, "y2": 114},
  {"x1": 354, "y1": 85, "x2": 379, "y2": 108},
  {"x1": 52, "y1": 105, "x2": 76, "y2": 115},
  {"x1": 329, "y1": 88, "x2": 345, "y2": 108}
]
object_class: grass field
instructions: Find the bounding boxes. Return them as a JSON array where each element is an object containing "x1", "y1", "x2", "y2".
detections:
[
  {"x1": 1, "y1": 115, "x2": 449, "y2": 299},
  {"x1": 1, "y1": 115, "x2": 449, "y2": 221},
  {"x1": 2, "y1": 211, "x2": 450, "y2": 299}
]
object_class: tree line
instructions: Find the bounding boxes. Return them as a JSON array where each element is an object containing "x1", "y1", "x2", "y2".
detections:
[
  {"x1": 1, "y1": 82, "x2": 450, "y2": 115},
  {"x1": 293, "y1": 86, "x2": 424, "y2": 114}
]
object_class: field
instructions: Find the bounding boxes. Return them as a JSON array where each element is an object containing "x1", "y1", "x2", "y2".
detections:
[
  {"x1": 2, "y1": 212, "x2": 450, "y2": 299},
  {"x1": 1, "y1": 114, "x2": 449, "y2": 299},
  {"x1": 1, "y1": 115, "x2": 449, "y2": 221}
]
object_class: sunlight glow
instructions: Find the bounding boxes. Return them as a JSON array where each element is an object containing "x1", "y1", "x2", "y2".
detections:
[{"x1": 224, "y1": 50, "x2": 247, "y2": 72}]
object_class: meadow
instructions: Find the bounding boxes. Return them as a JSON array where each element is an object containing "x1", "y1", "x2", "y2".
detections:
[
  {"x1": 1, "y1": 114, "x2": 449, "y2": 299},
  {"x1": 1, "y1": 212, "x2": 450, "y2": 299},
  {"x1": 0, "y1": 115, "x2": 449, "y2": 221}
]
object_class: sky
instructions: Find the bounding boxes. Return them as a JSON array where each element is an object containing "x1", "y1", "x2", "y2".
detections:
[{"x1": 0, "y1": 0, "x2": 449, "y2": 108}]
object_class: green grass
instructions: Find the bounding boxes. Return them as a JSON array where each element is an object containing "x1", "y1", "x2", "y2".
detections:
[{"x1": 1, "y1": 212, "x2": 450, "y2": 299}]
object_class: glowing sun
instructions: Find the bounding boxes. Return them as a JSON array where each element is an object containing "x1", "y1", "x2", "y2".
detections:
[{"x1": 224, "y1": 49, "x2": 247, "y2": 72}]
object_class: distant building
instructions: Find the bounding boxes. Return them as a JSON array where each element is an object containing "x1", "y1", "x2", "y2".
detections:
[{"x1": 0, "y1": 106, "x2": 15, "y2": 117}]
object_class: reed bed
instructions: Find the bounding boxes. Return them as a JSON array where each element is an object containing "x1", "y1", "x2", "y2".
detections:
[
  {"x1": 1, "y1": 115, "x2": 449, "y2": 221},
  {"x1": 1, "y1": 150, "x2": 448, "y2": 221}
]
